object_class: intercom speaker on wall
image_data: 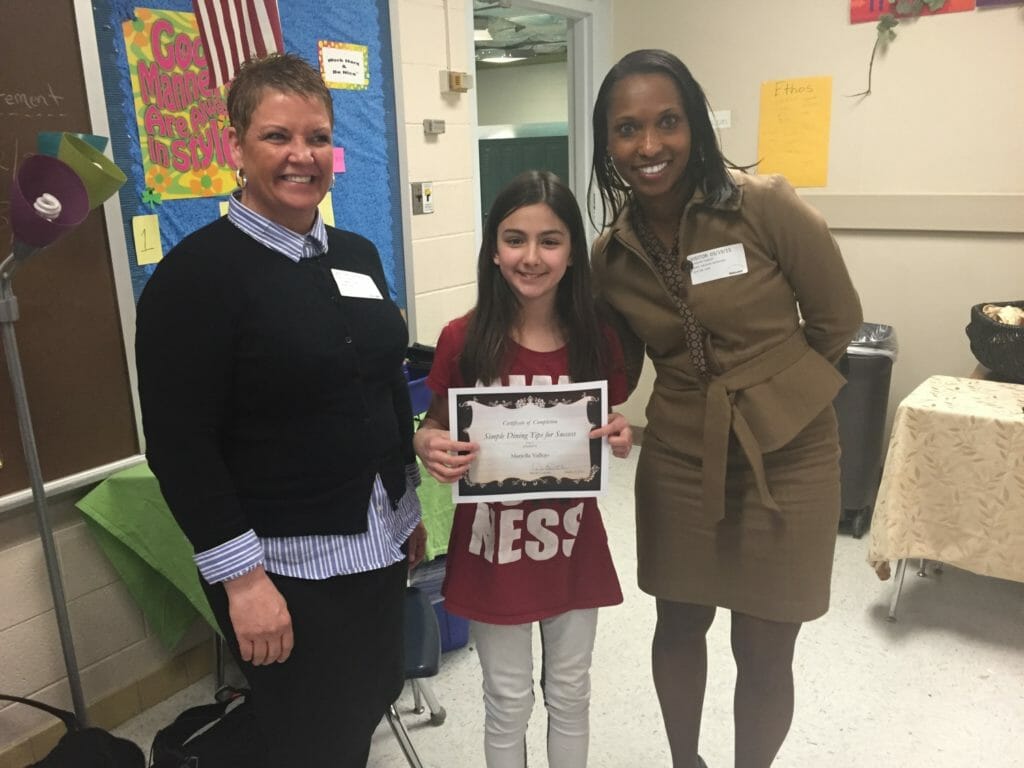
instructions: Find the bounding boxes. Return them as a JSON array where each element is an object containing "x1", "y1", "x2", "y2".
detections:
[
  {"x1": 411, "y1": 182, "x2": 434, "y2": 215},
  {"x1": 440, "y1": 70, "x2": 473, "y2": 93},
  {"x1": 448, "y1": 71, "x2": 472, "y2": 92}
]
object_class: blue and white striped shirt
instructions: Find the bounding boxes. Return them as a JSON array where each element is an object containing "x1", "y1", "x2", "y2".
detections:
[{"x1": 193, "y1": 192, "x2": 421, "y2": 583}]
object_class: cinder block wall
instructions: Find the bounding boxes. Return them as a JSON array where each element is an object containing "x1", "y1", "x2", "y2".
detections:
[
  {"x1": 0, "y1": 490, "x2": 212, "y2": 763},
  {"x1": 395, "y1": 0, "x2": 479, "y2": 346}
]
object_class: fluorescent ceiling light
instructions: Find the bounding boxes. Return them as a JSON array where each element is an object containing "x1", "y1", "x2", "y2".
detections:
[{"x1": 477, "y1": 48, "x2": 531, "y2": 63}]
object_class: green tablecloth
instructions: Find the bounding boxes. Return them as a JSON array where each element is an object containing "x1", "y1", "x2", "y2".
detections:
[
  {"x1": 75, "y1": 463, "x2": 216, "y2": 650},
  {"x1": 75, "y1": 461, "x2": 455, "y2": 650}
]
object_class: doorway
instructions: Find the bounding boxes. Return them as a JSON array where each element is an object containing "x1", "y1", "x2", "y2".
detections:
[
  {"x1": 470, "y1": 0, "x2": 609, "y2": 234},
  {"x1": 473, "y1": 4, "x2": 571, "y2": 222}
]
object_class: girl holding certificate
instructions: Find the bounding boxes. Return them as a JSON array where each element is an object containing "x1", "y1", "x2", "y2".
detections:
[{"x1": 414, "y1": 171, "x2": 633, "y2": 768}]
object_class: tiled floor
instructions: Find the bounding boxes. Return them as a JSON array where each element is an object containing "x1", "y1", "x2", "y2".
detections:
[{"x1": 114, "y1": 448, "x2": 1024, "y2": 766}]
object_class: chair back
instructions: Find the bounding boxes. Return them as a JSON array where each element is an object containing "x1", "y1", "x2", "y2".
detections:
[{"x1": 403, "y1": 586, "x2": 441, "y2": 679}]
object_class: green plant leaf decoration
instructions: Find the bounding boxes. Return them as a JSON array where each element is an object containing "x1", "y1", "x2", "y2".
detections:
[
  {"x1": 878, "y1": 14, "x2": 900, "y2": 40},
  {"x1": 848, "y1": 0, "x2": 947, "y2": 98}
]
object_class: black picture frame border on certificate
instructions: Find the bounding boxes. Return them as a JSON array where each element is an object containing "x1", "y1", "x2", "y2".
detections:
[{"x1": 450, "y1": 381, "x2": 608, "y2": 502}]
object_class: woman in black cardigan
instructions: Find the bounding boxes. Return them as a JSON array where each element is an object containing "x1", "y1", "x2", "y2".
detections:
[{"x1": 135, "y1": 53, "x2": 424, "y2": 767}]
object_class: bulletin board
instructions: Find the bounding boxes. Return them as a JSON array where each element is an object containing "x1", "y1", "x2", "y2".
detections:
[
  {"x1": 91, "y1": 0, "x2": 406, "y2": 304},
  {"x1": 0, "y1": 0, "x2": 405, "y2": 502}
]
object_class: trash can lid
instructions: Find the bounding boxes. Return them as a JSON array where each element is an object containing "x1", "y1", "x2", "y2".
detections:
[{"x1": 846, "y1": 322, "x2": 898, "y2": 359}]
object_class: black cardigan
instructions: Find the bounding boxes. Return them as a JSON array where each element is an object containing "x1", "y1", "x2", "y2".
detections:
[{"x1": 135, "y1": 218, "x2": 414, "y2": 552}]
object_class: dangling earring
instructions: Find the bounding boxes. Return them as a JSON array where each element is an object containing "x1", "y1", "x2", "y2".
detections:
[
  {"x1": 605, "y1": 152, "x2": 627, "y2": 188},
  {"x1": 235, "y1": 168, "x2": 247, "y2": 189},
  {"x1": 329, "y1": 173, "x2": 336, "y2": 191}
]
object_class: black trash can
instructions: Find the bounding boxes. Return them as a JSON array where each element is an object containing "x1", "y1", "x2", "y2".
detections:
[{"x1": 833, "y1": 323, "x2": 898, "y2": 538}]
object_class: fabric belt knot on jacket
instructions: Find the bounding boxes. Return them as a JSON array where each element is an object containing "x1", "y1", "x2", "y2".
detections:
[{"x1": 701, "y1": 328, "x2": 817, "y2": 522}]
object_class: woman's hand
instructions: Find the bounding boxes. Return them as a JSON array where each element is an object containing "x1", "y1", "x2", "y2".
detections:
[
  {"x1": 407, "y1": 521, "x2": 427, "y2": 570},
  {"x1": 590, "y1": 411, "x2": 633, "y2": 459},
  {"x1": 223, "y1": 565, "x2": 294, "y2": 666},
  {"x1": 414, "y1": 425, "x2": 478, "y2": 484}
]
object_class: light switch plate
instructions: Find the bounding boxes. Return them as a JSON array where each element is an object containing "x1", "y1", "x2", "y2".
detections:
[{"x1": 411, "y1": 182, "x2": 434, "y2": 214}]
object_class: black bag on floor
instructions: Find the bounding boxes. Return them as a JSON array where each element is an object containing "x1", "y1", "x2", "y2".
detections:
[
  {"x1": 0, "y1": 693, "x2": 145, "y2": 768},
  {"x1": 149, "y1": 687, "x2": 263, "y2": 768}
]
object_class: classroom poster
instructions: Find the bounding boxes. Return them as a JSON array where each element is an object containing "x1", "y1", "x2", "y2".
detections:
[
  {"x1": 757, "y1": 76, "x2": 832, "y2": 188},
  {"x1": 318, "y1": 41, "x2": 370, "y2": 90},
  {"x1": 850, "y1": 0, "x2": 975, "y2": 24},
  {"x1": 123, "y1": 7, "x2": 235, "y2": 199}
]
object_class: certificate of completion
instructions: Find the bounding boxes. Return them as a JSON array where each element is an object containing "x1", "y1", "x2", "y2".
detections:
[{"x1": 448, "y1": 381, "x2": 609, "y2": 503}]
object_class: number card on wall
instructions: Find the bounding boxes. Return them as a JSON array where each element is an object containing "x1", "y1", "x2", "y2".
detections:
[
  {"x1": 318, "y1": 41, "x2": 369, "y2": 90},
  {"x1": 133, "y1": 214, "x2": 164, "y2": 264}
]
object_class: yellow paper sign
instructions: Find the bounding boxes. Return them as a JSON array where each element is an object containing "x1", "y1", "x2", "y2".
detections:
[
  {"x1": 318, "y1": 192, "x2": 335, "y2": 227},
  {"x1": 133, "y1": 214, "x2": 164, "y2": 265},
  {"x1": 757, "y1": 76, "x2": 832, "y2": 188},
  {"x1": 219, "y1": 201, "x2": 229, "y2": 217}
]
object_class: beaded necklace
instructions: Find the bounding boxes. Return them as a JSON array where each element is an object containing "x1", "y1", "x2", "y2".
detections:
[{"x1": 630, "y1": 205, "x2": 713, "y2": 381}]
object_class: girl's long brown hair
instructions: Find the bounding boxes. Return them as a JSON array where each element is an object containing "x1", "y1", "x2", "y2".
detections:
[{"x1": 460, "y1": 171, "x2": 608, "y2": 386}]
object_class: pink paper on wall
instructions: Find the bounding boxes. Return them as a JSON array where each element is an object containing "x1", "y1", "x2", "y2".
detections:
[
  {"x1": 850, "y1": 0, "x2": 975, "y2": 24},
  {"x1": 333, "y1": 147, "x2": 346, "y2": 173}
]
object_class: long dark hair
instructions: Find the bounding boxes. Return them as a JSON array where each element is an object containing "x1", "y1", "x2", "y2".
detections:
[
  {"x1": 460, "y1": 171, "x2": 607, "y2": 387},
  {"x1": 588, "y1": 49, "x2": 745, "y2": 230}
]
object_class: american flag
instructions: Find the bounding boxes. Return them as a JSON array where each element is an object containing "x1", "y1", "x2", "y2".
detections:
[{"x1": 192, "y1": 0, "x2": 285, "y2": 88}]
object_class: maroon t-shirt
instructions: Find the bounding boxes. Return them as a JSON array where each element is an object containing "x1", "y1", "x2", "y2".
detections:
[{"x1": 427, "y1": 316, "x2": 628, "y2": 624}]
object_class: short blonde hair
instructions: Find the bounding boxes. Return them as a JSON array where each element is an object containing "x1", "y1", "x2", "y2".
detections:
[{"x1": 227, "y1": 53, "x2": 333, "y2": 137}]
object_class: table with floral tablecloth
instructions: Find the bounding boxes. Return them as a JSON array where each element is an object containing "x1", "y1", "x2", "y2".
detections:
[{"x1": 869, "y1": 375, "x2": 1024, "y2": 584}]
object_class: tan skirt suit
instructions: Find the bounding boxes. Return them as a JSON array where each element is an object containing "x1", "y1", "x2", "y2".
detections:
[{"x1": 592, "y1": 172, "x2": 863, "y2": 622}]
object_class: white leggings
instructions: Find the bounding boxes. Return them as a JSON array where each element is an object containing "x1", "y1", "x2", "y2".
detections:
[{"x1": 471, "y1": 608, "x2": 599, "y2": 768}]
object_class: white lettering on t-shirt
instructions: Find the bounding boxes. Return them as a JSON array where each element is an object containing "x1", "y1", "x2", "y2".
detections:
[
  {"x1": 469, "y1": 503, "x2": 497, "y2": 562},
  {"x1": 498, "y1": 509, "x2": 524, "y2": 564},
  {"x1": 562, "y1": 503, "x2": 583, "y2": 557},
  {"x1": 485, "y1": 374, "x2": 571, "y2": 386},
  {"x1": 469, "y1": 503, "x2": 584, "y2": 564},
  {"x1": 524, "y1": 508, "x2": 560, "y2": 560}
]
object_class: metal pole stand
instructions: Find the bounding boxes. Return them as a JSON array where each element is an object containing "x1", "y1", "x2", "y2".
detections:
[{"x1": 1, "y1": 251, "x2": 89, "y2": 724}]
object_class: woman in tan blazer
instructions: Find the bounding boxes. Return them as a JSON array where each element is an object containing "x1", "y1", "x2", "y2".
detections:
[{"x1": 589, "y1": 50, "x2": 862, "y2": 768}]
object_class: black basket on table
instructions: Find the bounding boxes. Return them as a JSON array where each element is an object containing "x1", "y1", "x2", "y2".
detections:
[{"x1": 966, "y1": 300, "x2": 1024, "y2": 383}]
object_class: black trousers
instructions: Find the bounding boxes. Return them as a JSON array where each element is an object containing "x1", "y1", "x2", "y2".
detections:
[{"x1": 203, "y1": 559, "x2": 407, "y2": 768}]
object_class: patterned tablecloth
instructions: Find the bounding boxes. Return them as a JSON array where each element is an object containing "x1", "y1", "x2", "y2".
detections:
[{"x1": 868, "y1": 375, "x2": 1024, "y2": 583}]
